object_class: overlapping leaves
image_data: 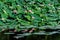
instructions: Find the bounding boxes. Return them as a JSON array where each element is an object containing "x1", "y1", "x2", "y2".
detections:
[{"x1": 0, "y1": 0, "x2": 60, "y2": 31}]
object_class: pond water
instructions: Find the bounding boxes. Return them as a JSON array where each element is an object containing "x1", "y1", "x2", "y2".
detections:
[{"x1": 0, "y1": 31, "x2": 60, "y2": 40}]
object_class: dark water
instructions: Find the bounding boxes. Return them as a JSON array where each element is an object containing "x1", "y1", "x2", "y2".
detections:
[{"x1": 0, "y1": 32, "x2": 60, "y2": 40}]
